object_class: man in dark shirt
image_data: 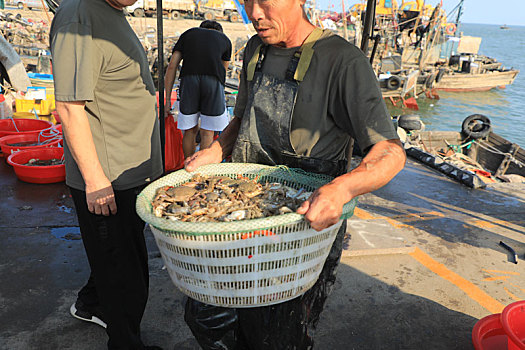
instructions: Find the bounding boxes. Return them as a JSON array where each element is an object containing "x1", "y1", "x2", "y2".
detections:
[
  {"x1": 164, "y1": 20, "x2": 232, "y2": 158},
  {"x1": 182, "y1": 0, "x2": 406, "y2": 348}
]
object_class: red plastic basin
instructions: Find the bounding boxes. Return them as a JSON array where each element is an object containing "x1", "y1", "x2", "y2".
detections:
[
  {"x1": 472, "y1": 313, "x2": 508, "y2": 350},
  {"x1": 7, "y1": 147, "x2": 65, "y2": 184},
  {"x1": 0, "y1": 133, "x2": 62, "y2": 157},
  {"x1": 0, "y1": 118, "x2": 53, "y2": 138},
  {"x1": 502, "y1": 301, "x2": 525, "y2": 350}
]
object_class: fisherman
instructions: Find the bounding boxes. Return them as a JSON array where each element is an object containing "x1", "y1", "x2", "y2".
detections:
[
  {"x1": 164, "y1": 20, "x2": 232, "y2": 159},
  {"x1": 183, "y1": 0, "x2": 406, "y2": 347},
  {"x1": 50, "y1": 0, "x2": 163, "y2": 348}
]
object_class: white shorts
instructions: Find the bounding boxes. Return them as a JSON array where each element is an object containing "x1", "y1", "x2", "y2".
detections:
[{"x1": 177, "y1": 108, "x2": 230, "y2": 131}]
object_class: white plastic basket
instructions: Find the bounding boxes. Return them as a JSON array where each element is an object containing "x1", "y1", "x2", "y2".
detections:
[{"x1": 137, "y1": 163, "x2": 356, "y2": 307}]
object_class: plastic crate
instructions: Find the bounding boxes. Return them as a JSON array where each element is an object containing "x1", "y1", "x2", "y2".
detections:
[{"x1": 15, "y1": 95, "x2": 55, "y2": 115}]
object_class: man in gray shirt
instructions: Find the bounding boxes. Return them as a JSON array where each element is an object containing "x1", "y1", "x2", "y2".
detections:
[{"x1": 50, "y1": 0, "x2": 163, "y2": 348}]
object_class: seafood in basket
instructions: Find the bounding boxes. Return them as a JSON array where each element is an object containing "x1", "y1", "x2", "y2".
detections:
[{"x1": 151, "y1": 173, "x2": 311, "y2": 222}]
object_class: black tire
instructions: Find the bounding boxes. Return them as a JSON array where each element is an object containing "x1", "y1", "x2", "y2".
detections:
[
  {"x1": 228, "y1": 13, "x2": 239, "y2": 22},
  {"x1": 386, "y1": 75, "x2": 402, "y2": 90},
  {"x1": 203, "y1": 11, "x2": 215, "y2": 20},
  {"x1": 462, "y1": 114, "x2": 491, "y2": 139},
  {"x1": 398, "y1": 114, "x2": 423, "y2": 131},
  {"x1": 133, "y1": 8, "x2": 145, "y2": 17},
  {"x1": 170, "y1": 10, "x2": 180, "y2": 19},
  {"x1": 17, "y1": 2, "x2": 24, "y2": 9}
]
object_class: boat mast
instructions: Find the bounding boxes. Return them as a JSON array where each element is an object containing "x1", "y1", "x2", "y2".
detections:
[{"x1": 455, "y1": 0, "x2": 464, "y2": 28}]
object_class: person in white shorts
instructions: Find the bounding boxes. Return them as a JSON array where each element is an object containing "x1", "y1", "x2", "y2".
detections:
[{"x1": 164, "y1": 20, "x2": 232, "y2": 158}]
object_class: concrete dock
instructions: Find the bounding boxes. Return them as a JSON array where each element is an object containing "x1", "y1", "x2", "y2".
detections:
[{"x1": 1, "y1": 157, "x2": 524, "y2": 350}]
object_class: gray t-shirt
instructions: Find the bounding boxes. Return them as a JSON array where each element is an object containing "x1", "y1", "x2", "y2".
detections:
[
  {"x1": 50, "y1": 0, "x2": 162, "y2": 191},
  {"x1": 234, "y1": 31, "x2": 398, "y2": 160}
]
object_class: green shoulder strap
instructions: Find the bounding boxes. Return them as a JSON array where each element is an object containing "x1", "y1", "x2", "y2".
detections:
[
  {"x1": 246, "y1": 27, "x2": 327, "y2": 82},
  {"x1": 246, "y1": 44, "x2": 263, "y2": 82},
  {"x1": 294, "y1": 27, "x2": 324, "y2": 82}
]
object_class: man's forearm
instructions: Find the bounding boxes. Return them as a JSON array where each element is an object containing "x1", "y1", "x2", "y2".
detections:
[
  {"x1": 56, "y1": 101, "x2": 108, "y2": 187},
  {"x1": 215, "y1": 116, "x2": 241, "y2": 160},
  {"x1": 333, "y1": 139, "x2": 406, "y2": 201},
  {"x1": 165, "y1": 51, "x2": 182, "y2": 109},
  {"x1": 164, "y1": 66, "x2": 176, "y2": 107}
]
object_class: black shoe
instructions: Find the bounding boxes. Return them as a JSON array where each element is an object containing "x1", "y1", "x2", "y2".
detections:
[
  {"x1": 144, "y1": 347, "x2": 163, "y2": 350},
  {"x1": 70, "y1": 300, "x2": 107, "y2": 328}
]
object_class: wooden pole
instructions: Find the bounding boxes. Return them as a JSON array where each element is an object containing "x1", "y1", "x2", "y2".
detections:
[
  {"x1": 342, "y1": 0, "x2": 348, "y2": 40},
  {"x1": 39, "y1": 0, "x2": 52, "y2": 24}
]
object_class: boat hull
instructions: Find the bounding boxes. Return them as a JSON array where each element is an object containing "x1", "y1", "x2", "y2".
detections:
[{"x1": 434, "y1": 70, "x2": 519, "y2": 91}]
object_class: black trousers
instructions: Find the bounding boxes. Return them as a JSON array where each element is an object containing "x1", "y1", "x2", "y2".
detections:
[
  {"x1": 184, "y1": 221, "x2": 348, "y2": 350},
  {"x1": 70, "y1": 185, "x2": 149, "y2": 350}
]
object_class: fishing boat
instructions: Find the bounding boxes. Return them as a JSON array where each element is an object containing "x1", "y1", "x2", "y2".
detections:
[
  {"x1": 379, "y1": 69, "x2": 421, "y2": 109},
  {"x1": 431, "y1": 54, "x2": 519, "y2": 92},
  {"x1": 365, "y1": 0, "x2": 519, "y2": 95},
  {"x1": 398, "y1": 114, "x2": 525, "y2": 188}
]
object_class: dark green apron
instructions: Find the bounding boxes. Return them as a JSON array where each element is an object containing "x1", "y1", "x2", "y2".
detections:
[{"x1": 231, "y1": 28, "x2": 348, "y2": 177}]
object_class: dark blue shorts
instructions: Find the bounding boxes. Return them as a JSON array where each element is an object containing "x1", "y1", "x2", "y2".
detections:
[{"x1": 179, "y1": 75, "x2": 226, "y2": 116}]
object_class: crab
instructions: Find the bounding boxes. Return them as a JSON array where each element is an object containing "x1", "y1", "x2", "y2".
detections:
[{"x1": 150, "y1": 174, "x2": 311, "y2": 222}]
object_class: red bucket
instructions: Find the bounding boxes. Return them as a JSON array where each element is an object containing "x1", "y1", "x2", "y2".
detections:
[
  {"x1": 7, "y1": 147, "x2": 65, "y2": 184},
  {"x1": 0, "y1": 133, "x2": 62, "y2": 158},
  {"x1": 502, "y1": 301, "x2": 525, "y2": 350},
  {"x1": 53, "y1": 123, "x2": 62, "y2": 133},
  {"x1": 472, "y1": 313, "x2": 508, "y2": 350},
  {"x1": 0, "y1": 118, "x2": 53, "y2": 138}
]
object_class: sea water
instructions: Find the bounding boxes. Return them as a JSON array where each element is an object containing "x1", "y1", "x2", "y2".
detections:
[{"x1": 387, "y1": 23, "x2": 525, "y2": 147}]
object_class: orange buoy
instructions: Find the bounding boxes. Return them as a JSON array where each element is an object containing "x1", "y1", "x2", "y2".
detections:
[{"x1": 445, "y1": 23, "x2": 457, "y2": 35}]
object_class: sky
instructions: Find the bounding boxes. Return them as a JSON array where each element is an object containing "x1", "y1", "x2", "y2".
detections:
[{"x1": 314, "y1": 0, "x2": 525, "y2": 26}]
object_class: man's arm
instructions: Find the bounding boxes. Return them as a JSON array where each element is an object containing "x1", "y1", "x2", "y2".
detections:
[
  {"x1": 297, "y1": 139, "x2": 406, "y2": 231},
  {"x1": 222, "y1": 60, "x2": 229, "y2": 71},
  {"x1": 164, "y1": 50, "x2": 182, "y2": 115},
  {"x1": 184, "y1": 116, "x2": 241, "y2": 172},
  {"x1": 56, "y1": 101, "x2": 116, "y2": 216}
]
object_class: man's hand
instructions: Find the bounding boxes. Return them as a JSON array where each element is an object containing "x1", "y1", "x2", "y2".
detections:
[
  {"x1": 184, "y1": 116, "x2": 241, "y2": 172},
  {"x1": 296, "y1": 182, "x2": 346, "y2": 231},
  {"x1": 56, "y1": 101, "x2": 119, "y2": 216},
  {"x1": 297, "y1": 139, "x2": 406, "y2": 231},
  {"x1": 184, "y1": 145, "x2": 223, "y2": 172},
  {"x1": 85, "y1": 178, "x2": 117, "y2": 216}
]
